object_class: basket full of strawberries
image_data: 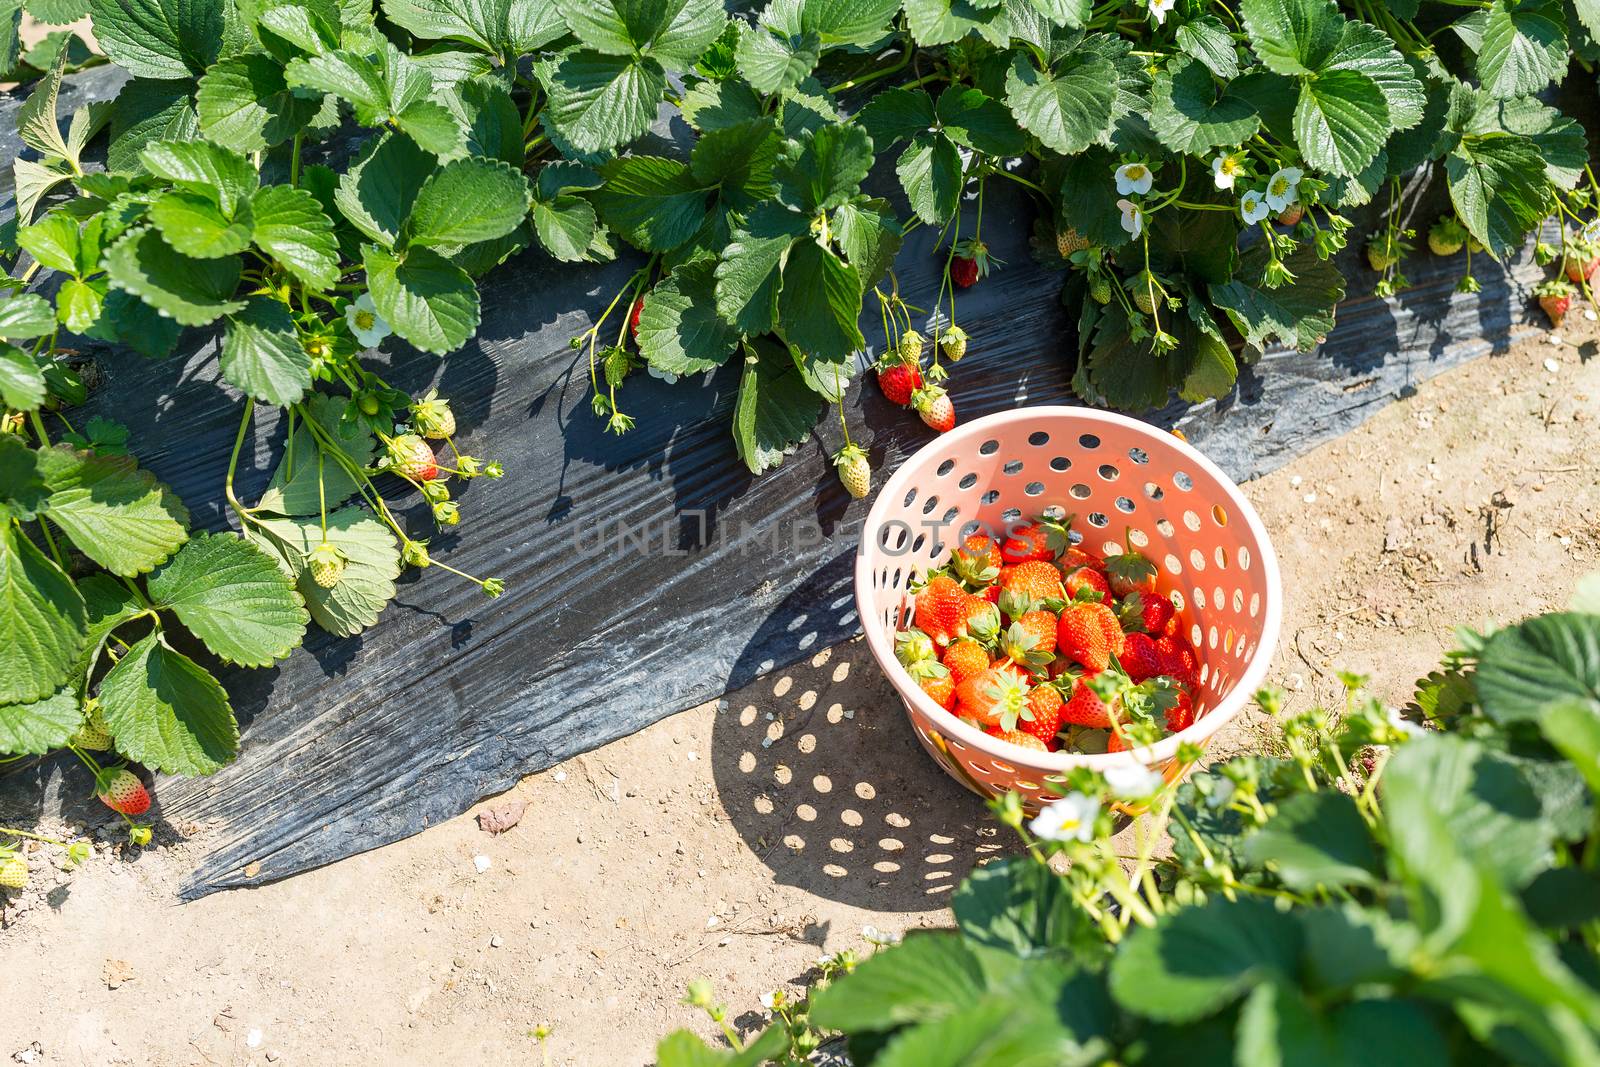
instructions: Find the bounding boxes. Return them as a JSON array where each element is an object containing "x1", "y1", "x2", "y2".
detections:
[{"x1": 854, "y1": 408, "x2": 1283, "y2": 809}]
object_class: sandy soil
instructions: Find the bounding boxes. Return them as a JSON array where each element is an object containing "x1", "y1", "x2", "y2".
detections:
[{"x1": 2, "y1": 317, "x2": 1597, "y2": 1066}]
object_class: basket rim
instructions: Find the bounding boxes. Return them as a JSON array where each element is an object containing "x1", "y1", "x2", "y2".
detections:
[{"x1": 853, "y1": 405, "x2": 1284, "y2": 774}]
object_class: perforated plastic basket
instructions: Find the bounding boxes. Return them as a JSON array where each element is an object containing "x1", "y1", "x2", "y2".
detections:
[{"x1": 855, "y1": 407, "x2": 1283, "y2": 809}]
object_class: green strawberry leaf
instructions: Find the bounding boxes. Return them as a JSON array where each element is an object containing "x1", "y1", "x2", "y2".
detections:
[
  {"x1": 104, "y1": 227, "x2": 246, "y2": 327},
  {"x1": 544, "y1": 50, "x2": 667, "y2": 155},
  {"x1": 732, "y1": 338, "x2": 822, "y2": 475},
  {"x1": 250, "y1": 184, "x2": 341, "y2": 292},
  {"x1": 196, "y1": 53, "x2": 320, "y2": 153},
  {"x1": 1239, "y1": 0, "x2": 1341, "y2": 77},
  {"x1": 146, "y1": 189, "x2": 255, "y2": 259},
  {"x1": 381, "y1": 0, "x2": 567, "y2": 54},
  {"x1": 774, "y1": 123, "x2": 872, "y2": 214},
  {"x1": 363, "y1": 243, "x2": 480, "y2": 354},
  {"x1": 71, "y1": 573, "x2": 146, "y2": 683},
  {"x1": 246, "y1": 506, "x2": 400, "y2": 637},
  {"x1": 1293, "y1": 67, "x2": 1389, "y2": 178},
  {"x1": 105, "y1": 76, "x2": 199, "y2": 175},
  {"x1": 1175, "y1": 14, "x2": 1240, "y2": 79},
  {"x1": 98, "y1": 632, "x2": 238, "y2": 776},
  {"x1": 56, "y1": 279, "x2": 105, "y2": 334},
  {"x1": 688, "y1": 116, "x2": 780, "y2": 208},
  {"x1": 1209, "y1": 244, "x2": 1345, "y2": 353},
  {"x1": 637, "y1": 258, "x2": 741, "y2": 376},
  {"x1": 334, "y1": 130, "x2": 434, "y2": 250},
  {"x1": 36, "y1": 444, "x2": 190, "y2": 576},
  {"x1": 0, "y1": 294, "x2": 57, "y2": 339},
  {"x1": 896, "y1": 131, "x2": 964, "y2": 226},
  {"x1": 27, "y1": 0, "x2": 90, "y2": 23},
  {"x1": 935, "y1": 85, "x2": 1028, "y2": 157},
  {"x1": 590, "y1": 156, "x2": 711, "y2": 253},
  {"x1": 1446, "y1": 133, "x2": 1550, "y2": 259},
  {"x1": 17, "y1": 51, "x2": 71, "y2": 160},
  {"x1": 678, "y1": 78, "x2": 764, "y2": 132},
  {"x1": 138, "y1": 138, "x2": 258, "y2": 215},
  {"x1": 777, "y1": 238, "x2": 864, "y2": 362},
  {"x1": 0, "y1": 436, "x2": 49, "y2": 520},
  {"x1": 147, "y1": 531, "x2": 308, "y2": 667},
  {"x1": 0, "y1": 687, "x2": 79, "y2": 756},
  {"x1": 449, "y1": 78, "x2": 524, "y2": 165},
  {"x1": 1004, "y1": 50, "x2": 1118, "y2": 156},
  {"x1": 856, "y1": 86, "x2": 936, "y2": 150},
  {"x1": 734, "y1": 17, "x2": 819, "y2": 95},
  {"x1": 555, "y1": 0, "x2": 725, "y2": 65},
  {"x1": 0, "y1": 526, "x2": 86, "y2": 706},
  {"x1": 1149, "y1": 57, "x2": 1261, "y2": 155},
  {"x1": 902, "y1": 0, "x2": 1009, "y2": 46},
  {"x1": 832, "y1": 198, "x2": 903, "y2": 293},
  {"x1": 1476, "y1": 0, "x2": 1566, "y2": 100},
  {"x1": 221, "y1": 297, "x2": 312, "y2": 405},
  {"x1": 714, "y1": 202, "x2": 805, "y2": 336},
  {"x1": 17, "y1": 210, "x2": 81, "y2": 274},
  {"x1": 529, "y1": 194, "x2": 601, "y2": 262},
  {"x1": 257, "y1": 392, "x2": 379, "y2": 516},
  {"x1": 88, "y1": 0, "x2": 222, "y2": 79},
  {"x1": 801, "y1": 0, "x2": 899, "y2": 43},
  {"x1": 404, "y1": 155, "x2": 532, "y2": 249}
]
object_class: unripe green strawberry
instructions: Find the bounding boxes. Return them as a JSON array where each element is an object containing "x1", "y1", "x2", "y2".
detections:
[
  {"x1": 834, "y1": 444, "x2": 871, "y2": 499},
  {"x1": 1131, "y1": 272, "x2": 1160, "y2": 315},
  {"x1": 96, "y1": 768, "x2": 151, "y2": 816},
  {"x1": 898, "y1": 329, "x2": 925, "y2": 362},
  {"x1": 1366, "y1": 241, "x2": 1400, "y2": 272},
  {"x1": 1056, "y1": 226, "x2": 1089, "y2": 257},
  {"x1": 70, "y1": 698, "x2": 113, "y2": 752},
  {"x1": 307, "y1": 541, "x2": 346, "y2": 589},
  {"x1": 1428, "y1": 218, "x2": 1466, "y2": 256},
  {"x1": 938, "y1": 326, "x2": 967, "y2": 362},
  {"x1": 410, "y1": 390, "x2": 456, "y2": 439},
  {"x1": 389, "y1": 433, "x2": 440, "y2": 481},
  {"x1": 1089, "y1": 273, "x2": 1112, "y2": 305},
  {"x1": 0, "y1": 853, "x2": 26, "y2": 890},
  {"x1": 1466, "y1": 235, "x2": 1484, "y2": 254}
]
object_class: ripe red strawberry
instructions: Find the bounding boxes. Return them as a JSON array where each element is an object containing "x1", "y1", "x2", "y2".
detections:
[
  {"x1": 942, "y1": 640, "x2": 991, "y2": 685},
  {"x1": 963, "y1": 596, "x2": 1002, "y2": 644},
  {"x1": 1000, "y1": 560, "x2": 1064, "y2": 603},
  {"x1": 96, "y1": 769, "x2": 151, "y2": 816},
  {"x1": 1106, "y1": 728, "x2": 1130, "y2": 753},
  {"x1": 1120, "y1": 632, "x2": 1163, "y2": 682},
  {"x1": 389, "y1": 433, "x2": 439, "y2": 481},
  {"x1": 1060, "y1": 679, "x2": 1113, "y2": 728},
  {"x1": 913, "y1": 386, "x2": 955, "y2": 433},
  {"x1": 1155, "y1": 634, "x2": 1199, "y2": 687},
  {"x1": 877, "y1": 360, "x2": 923, "y2": 407},
  {"x1": 1540, "y1": 290, "x2": 1572, "y2": 327},
  {"x1": 979, "y1": 585, "x2": 1000, "y2": 604},
  {"x1": 914, "y1": 575, "x2": 969, "y2": 645},
  {"x1": 1057, "y1": 602, "x2": 1121, "y2": 672},
  {"x1": 1166, "y1": 690, "x2": 1196, "y2": 732},
  {"x1": 1277, "y1": 203, "x2": 1304, "y2": 227},
  {"x1": 1060, "y1": 547, "x2": 1104, "y2": 574},
  {"x1": 1001, "y1": 523, "x2": 1054, "y2": 564},
  {"x1": 834, "y1": 444, "x2": 871, "y2": 499},
  {"x1": 1018, "y1": 683, "x2": 1065, "y2": 744},
  {"x1": 950, "y1": 256, "x2": 979, "y2": 288},
  {"x1": 1016, "y1": 609, "x2": 1058, "y2": 658},
  {"x1": 0, "y1": 853, "x2": 26, "y2": 890},
  {"x1": 920, "y1": 669, "x2": 957, "y2": 710},
  {"x1": 955, "y1": 665, "x2": 1029, "y2": 728},
  {"x1": 628, "y1": 296, "x2": 644, "y2": 341},
  {"x1": 1104, "y1": 535, "x2": 1158, "y2": 597},
  {"x1": 961, "y1": 533, "x2": 1003, "y2": 573},
  {"x1": 1118, "y1": 590, "x2": 1174, "y2": 635},
  {"x1": 989, "y1": 728, "x2": 1049, "y2": 752},
  {"x1": 1564, "y1": 256, "x2": 1598, "y2": 284},
  {"x1": 1063, "y1": 565, "x2": 1109, "y2": 600}
]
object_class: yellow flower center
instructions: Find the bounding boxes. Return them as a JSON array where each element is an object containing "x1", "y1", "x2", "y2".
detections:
[{"x1": 354, "y1": 310, "x2": 375, "y2": 331}]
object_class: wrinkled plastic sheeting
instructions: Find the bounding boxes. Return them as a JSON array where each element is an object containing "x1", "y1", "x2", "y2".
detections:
[{"x1": 0, "y1": 66, "x2": 1550, "y2": 898}]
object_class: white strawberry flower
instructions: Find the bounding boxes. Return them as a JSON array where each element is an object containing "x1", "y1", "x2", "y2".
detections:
[
  {"x1": 1117, "y1": 198, "x2": 1144, "y2": 239},
  {"x1": 760, "y1": 991, "x2": 778, "y2": 1010},
  {"x1": 862, "y1": 924, "x2": 901, "y2": 946},
  {"x1": 1029, "y1": 792, "x2": 1100, "y2": 842},
  {"x1": 1384, "y1": 707, "x2": 1425, "y2": 738},
  {"x1": 1114, "y1": 162, "x2": 1154, "y2": 196},
  {"x1": 1148, "y1": 0, "x2": 1176, "y2": 23},
  {"x1": 1239, "y1": 189, "x2": 1270, "y2": 225},
  {"x1": 346, "y1": 292, "x2": 391, "y2": 349},
  {"x1": 1265, "y1": 167, "x2": 1303, "y2": 212},
  {"x1": 1205, "y1": 777, "x2": 1237, "y2": 809},
  {"x1": 1212, "y1": 153, "x2": 1244, "y2": 191},
  {"x1": 1104, "y1": 763, "x2": 1165, "y2": 801}
]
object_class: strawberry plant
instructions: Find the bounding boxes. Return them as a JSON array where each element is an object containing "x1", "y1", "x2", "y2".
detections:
[
  {"x1": 655, "y1": 584, "x2": 1600, "y2": 1065},
  {"x1": 1, "y1": 0, "x2": 1594, "y2": 792}
]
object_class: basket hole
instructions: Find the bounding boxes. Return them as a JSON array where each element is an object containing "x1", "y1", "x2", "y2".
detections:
[
  {"x1": 1164, "y1": 554, "x2": 1182, "y2": 575},
  {"x1": 937, "y1": 458, "x2": 956, "y2": 476},
  {"x1": 1143, "y1": 482, "x2": 1164, "y2": 501},
  {"x1": 1001, "y1": 507, "x2": 1021, "y2": 522},
  {"x1": 1128, "y1": 447, "x2": 1149, "y2": 465},
  {"x1": 1182, "y1": 509, "x2": 1201, "y2": 532},
  {"x1": 892, "y1": 567, "x2": 904, "y2": 587},
  {"x1": 1188, "y1": 548, "x2": 1207, "y2": 571},
  {"x1": 1170, "y1": 589, "x2": 1185, "y2": 612},
  {"x1": 959, "y1": 520, "x2": 982, "y2": 538},
  {"x1": 992, "y1": 760, "x2": 1015, "y2": 774},
  {"x1": 1192, "y1": 588, "x2": 1206, "y2": 609},
  {"x1": 912, "y1": 533, "x2": 926, "y2": 553},
  {"x1": 922, "y1": 496, "x2": 940, "y2": 515},
  {"x1": 1128, "y1": 527, "x2": 1149, "y2": 548},
  {"x1": 1156, "y1": 518, "x2": 1175, "y2": 537},
  {"x1": 1101, "y1": 540, "x2": 1121, "y2": 557},
  {"x1": 1042, "y1": 504, "x2": 1068, "y2": 521},
  {"x1": 1233, "y1": 588, "x2": 1244, "y2": 612},
  {"x1": 1069, "y1": 483, "x2": 1091, "y2": 499},
  {"x1": 1214, "y1": 546, "x2": 1227, "y2": 569},
  {"x1": 1003, "y1": 459, "x2": 1024, "y2": 475},
  {"x1": 1028, "y1": 430, "x2": 1050, "y2": 446},
  {"x1": 1173, "y1": 470, "x2": 1194, "y2": 491},
  {"x1": 1078, "y1": 433, "x2": 1100, "y2": 450},
  {"x1": 1088, "y1": 512, "x2": 1108, "y2": 528},
  {"x1": 1212, "y1": 504, "x2": 1229, "y2": 527},
  {"x1": 979, "y1": 439, "x2": 1000, "y2": 456},
  {"x1": 1238, "y1": 546, "x2": 1252, "y2": 570},
  {"x1": 1208, "y1": 626, "x2": 1219, "y2": 649},
  {"x1": 1249, "y1": 592, "x2": 1260, "y2": 618},
  {"x1": 1050, "y1": 456, "x2": 1071, "y2": 472},
  {"x1": 943, "y1": 506, "x2": 960, "y2": 525},
  {"x1": 1213, "y1": 585, "x2": 1225, "y2": 611},
  {"x1": 959, "y1": 472, "x2": 978, "y2": 490},
  {"x1": 1191, "y1": 623, "x2": 1203, "y2": 645},
  {"x1": 981, "y1": 489, "x2": 1000, "y2": 505},
  {"x1": 1097, "y1": 463, "x2": 1120, "y2": 482},
  {"x1": 1025, "y1": 481, "x2": 1045, "y2": 497},
  {"x1": 1115, "y1": 496, "x2": 1135, "y2": 513}
]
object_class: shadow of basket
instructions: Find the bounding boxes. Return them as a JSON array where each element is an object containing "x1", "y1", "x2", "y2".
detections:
[{"x1": 711, "y1": 636, "x2": 1014, "y2": 912}]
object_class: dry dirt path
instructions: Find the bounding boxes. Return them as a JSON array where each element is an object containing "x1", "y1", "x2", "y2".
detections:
[{"x1": 3, "y1": 319, "x2": 1597, "y2": 1066}]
